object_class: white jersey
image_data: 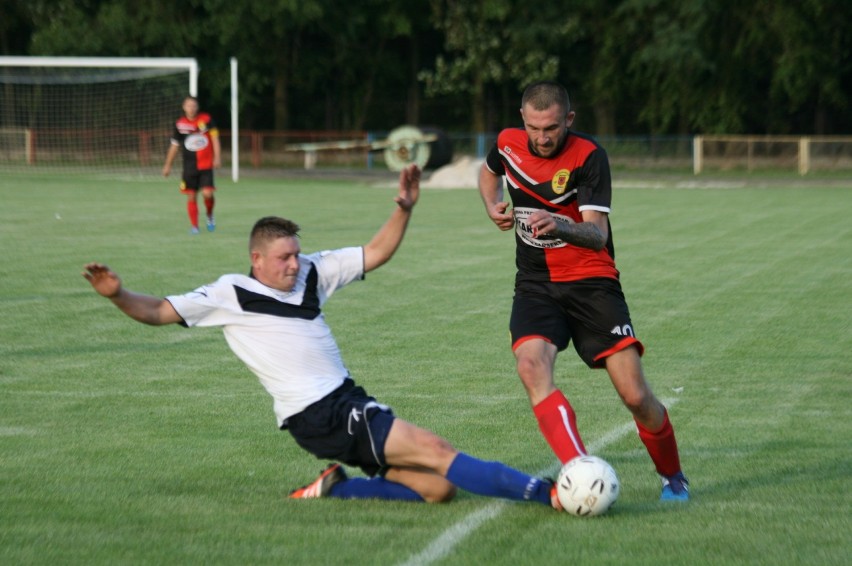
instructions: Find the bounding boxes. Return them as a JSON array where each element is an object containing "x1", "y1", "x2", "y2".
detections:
[{"x1": 166, "y1": 247, "x2": 365, "y2": 427}]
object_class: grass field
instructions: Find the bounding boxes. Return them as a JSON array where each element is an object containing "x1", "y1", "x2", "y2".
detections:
[{"x1": 1, "y1": 170, "x2": 850, "y2": 565}]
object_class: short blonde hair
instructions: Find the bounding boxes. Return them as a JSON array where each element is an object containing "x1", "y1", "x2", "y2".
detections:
[{"x1": 249, "y1": 216, "x2": 300, "y2": 252}]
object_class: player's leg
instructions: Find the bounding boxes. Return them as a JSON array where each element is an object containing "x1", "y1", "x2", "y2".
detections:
[
  {"x1": 511, "y1": 290, "x2": 587, "y2": 464},
  {"x1": 605, "y1": 345, "x2": 688, "y2": 500},
  {"x1": 180, "y1": 176, "x2": 200, "y2": 233},
  {"x1": 514, "y1": 339, "x2": 587, "y2": 464},
  {"x1": 382, "y1": 418, "x2": 556, "y2": 507},
  {"x1": 569, "y1": 278, "x2": 689, "y2": 499},
  {"x1": 287, "y1": 381, "x2": 556, "y2": 507},
  {"x1": 199, "y1": 170, "x2": 215, "y2": 231},
  {"x1": 605, "y1": 345, "x2": 664, "y2": 427}
]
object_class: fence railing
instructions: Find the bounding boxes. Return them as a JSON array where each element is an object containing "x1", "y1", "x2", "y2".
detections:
[{"x1": 3, "y1": 128, "x2": 851, "y2": 175}]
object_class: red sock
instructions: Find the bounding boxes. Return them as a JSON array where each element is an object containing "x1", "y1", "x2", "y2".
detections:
[
  {"x1": 635, "y1": 409, "x2": 682, "y2": 477},
  {"x1": 533, "y1": 390, "x2": 587, "y2": 464},
  {"x1": 187, "y1": 201, "x2": 199, "y2": 228},
  {"x1": 204, "y1": 195, "x2": 214, "y2": 217}
]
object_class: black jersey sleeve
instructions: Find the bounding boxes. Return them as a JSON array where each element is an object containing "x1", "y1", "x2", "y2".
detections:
[
  {"x1": 575, "y1": 147, "x2": 613, "y2": 210},
  {"x1": 484, "y1": 142, "x2": 505, "y2": 175}
]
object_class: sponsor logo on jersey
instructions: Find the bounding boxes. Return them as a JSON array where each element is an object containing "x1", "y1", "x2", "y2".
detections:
[
  {"x1": 184, "y1": 133, "x2": 209, "y2": 152},
  {"x1": 513, "y1": 207, "x2": 573, "y2": 249},
  {"x1": 504, "y1": 146, "x2": 522, "y2": 164},
  {"x1": 552, "y1": 169, "x2": 571, "y2": 194}
]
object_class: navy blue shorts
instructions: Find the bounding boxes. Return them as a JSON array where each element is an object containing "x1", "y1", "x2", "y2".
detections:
[
  {"x1": 284, "y1": 379, "x2": 395, "y2": 477},
  {"x1": 510, "y1": 277, "x2": 644, "y2": 368}
]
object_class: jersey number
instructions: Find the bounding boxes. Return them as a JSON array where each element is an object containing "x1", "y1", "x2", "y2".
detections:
[{"x1": 610, "y1": 324, "x2": 634, "y2": 337}]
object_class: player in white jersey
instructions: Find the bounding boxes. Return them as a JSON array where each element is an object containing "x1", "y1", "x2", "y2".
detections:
[{"x1": 83, "y1": 165, "x2": 565, "y2": 509}]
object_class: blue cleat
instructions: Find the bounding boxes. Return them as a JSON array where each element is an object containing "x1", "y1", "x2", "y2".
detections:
[
  {"x1": 189, "y1": 226, "x2": 200, "y2": 235},
  {"x1": 660, "y1": 471, "x2": 690, "y2": 501},
  {"x1": 206, "y1": 216, "x2": 216, "y2": 232}
]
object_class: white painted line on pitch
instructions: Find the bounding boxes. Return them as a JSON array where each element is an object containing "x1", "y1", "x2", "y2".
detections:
[{"x1": 399, "y1": 398, "x2": 680, "y2": 566}]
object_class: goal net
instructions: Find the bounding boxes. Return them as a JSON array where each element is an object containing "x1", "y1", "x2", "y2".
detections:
[{"x1": 0, "y1": 57, "x2": 197, "y2": 176}]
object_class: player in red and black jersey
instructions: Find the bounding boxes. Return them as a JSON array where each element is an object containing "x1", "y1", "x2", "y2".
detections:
[
  {"x1": 162, "y1": 96, "x2": 221, "y2": 234},
  {"x1": 479, "y1": 81, "x2": 689, "y2": 501}
]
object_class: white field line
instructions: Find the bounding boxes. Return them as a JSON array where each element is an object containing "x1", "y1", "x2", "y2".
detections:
[{"x1": 398, "y1": 399, "x2": 679, "y2": 566}]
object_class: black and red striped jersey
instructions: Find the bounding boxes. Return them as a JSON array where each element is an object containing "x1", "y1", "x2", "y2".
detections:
[
  {"x1": 170, "y1": 112, "x2": 218, "y2": 174},
  {"x1": 485, "y1": 128, "x2": 619, "y2": 283}
]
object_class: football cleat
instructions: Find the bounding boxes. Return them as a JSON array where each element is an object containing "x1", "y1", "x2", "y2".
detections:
[
  {"x1": 289, "y1": 463, "x2": 347, "y2": 499},
  {"x1": 660, "y1": 471, "x2": 690, "y2": 501},
  {"x1": 189, "y1": 226, "x2": 200, "y2": 235},
  {"x1": 548, "y1": 479, "x2": 564, "y2": 511},
  {"x1": 206, "y1": 216, "x2": 215, "y2": 232}
]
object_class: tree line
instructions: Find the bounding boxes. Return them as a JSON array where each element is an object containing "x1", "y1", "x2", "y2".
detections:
[{"x1": 2, "y1": 0, "x2": 850, "y2": 135}]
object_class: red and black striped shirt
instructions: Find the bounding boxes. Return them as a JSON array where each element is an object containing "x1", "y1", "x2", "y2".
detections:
[{"x1": 485, "y1": 128, "x2": 619, "y2": 283}]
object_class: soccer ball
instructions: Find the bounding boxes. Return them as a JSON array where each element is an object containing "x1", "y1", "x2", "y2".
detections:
[{"x1": 556, "y1": 455, "x2": 620, "y2": 517}]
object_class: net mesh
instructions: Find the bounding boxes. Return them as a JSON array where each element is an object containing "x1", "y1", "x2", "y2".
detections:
[{"x1": 0, "y1": 65, "x2": 189, "y2": 176}]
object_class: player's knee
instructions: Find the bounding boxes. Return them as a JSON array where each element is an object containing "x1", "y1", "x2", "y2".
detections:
[
  {"x1": 422, "y1": 433, "x2": 456, "y2": 461},
  {"x1": 423, "y1": 481, "x2": 457, "y2": 503},
  {"x1": 621, "y1": 390, "x2": 659, "y2": 420},
  {"x1": 516, "y1": 354, "x2": 549, "y2": 382}
]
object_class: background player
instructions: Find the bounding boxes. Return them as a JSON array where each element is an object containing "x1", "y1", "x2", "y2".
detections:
[
  {"x1": 83, "y1": 165, "x2": 563, "y2": 510},
  {"x1": 478, "y1": 81, "x2": 689, "y2": 501},
  {"x1": 162, "y1": 95, "x2": 221, "y2": 234}
]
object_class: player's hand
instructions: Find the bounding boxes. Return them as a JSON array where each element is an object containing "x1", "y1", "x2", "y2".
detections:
[
  {"x1": 82, "y1": 263, "x2": 122, "y2": 299},
  {"x1": 527, "y1": 209, "x2": 557, "y2": 237},
  {"x1": 162, "y1": 164, "x2": 171, "y2": 177},
  {"x1": 488, "y1": 201, "x2": 515, "y2": 231},
  {"x1": 395, "y1": 164, "x2": 420, "y2": 212}
]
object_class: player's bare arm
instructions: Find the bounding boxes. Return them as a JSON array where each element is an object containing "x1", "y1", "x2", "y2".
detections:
[
  {"x1": 363, "y1": 164, "x2": 420, "y2": 273},
  {"x1": 162, "y1": 144, "x2": 179, "y2": 177},
  {"x1": 82, "y1": 263, "x2": 182, "y2": 326},
  {"x1": 478, "y1": 164, "x2": 514, "y2": 231},
  {"x1": 528, "y1": 209, "x2": 609, "y2": 251},
  {"x1": 211, "y1": 130, "x2": 222, "y2": 169}
]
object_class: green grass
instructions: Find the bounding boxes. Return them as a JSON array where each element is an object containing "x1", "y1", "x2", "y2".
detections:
[{"x1": 1, "y1": 170, "x2": 850, "y2": 565}]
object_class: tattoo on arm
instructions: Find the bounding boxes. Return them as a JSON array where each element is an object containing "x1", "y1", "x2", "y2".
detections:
[{"x1": 552, "y1": 218, "x2": 606, "y2": 250}]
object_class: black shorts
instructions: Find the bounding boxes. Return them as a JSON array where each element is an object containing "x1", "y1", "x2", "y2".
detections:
[
  {"x1": 284, "y1": 379, "x2": 395, "y2": 477},
  {"x1": 180, "y1": 169, "x2": 215, "y2": 192},
  {"x1": 510, "y1": 278, "x2": 644, "y2": 368}
]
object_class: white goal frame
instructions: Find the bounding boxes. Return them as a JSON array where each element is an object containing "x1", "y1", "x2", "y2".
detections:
[
  {"x1": 0, "y1": 56, "x2": 239, "y2": 181},
  {"x1": 0, "y1": 56, "x2": 199, "y2": 95}
]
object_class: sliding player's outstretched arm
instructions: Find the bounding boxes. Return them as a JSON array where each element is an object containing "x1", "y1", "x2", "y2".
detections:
[
  {"x1": 82, "y1": 263, "x2": 182, "y2": 326},
  {"x1": 363, "y1": 164, "x2": 420, "y2": 273}
]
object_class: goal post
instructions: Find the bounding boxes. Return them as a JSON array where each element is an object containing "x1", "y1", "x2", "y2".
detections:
[{"x1": 0, "y1": 56, "x2": 200, "y2": 176}]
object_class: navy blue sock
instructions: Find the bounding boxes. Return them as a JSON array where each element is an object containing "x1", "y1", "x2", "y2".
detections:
[
  {"x1": 446, "y1": 452, "x2": 552, "y2": 506},
  {"x1": 329, "y1": 477, "x2": 425, "y2": 502}
]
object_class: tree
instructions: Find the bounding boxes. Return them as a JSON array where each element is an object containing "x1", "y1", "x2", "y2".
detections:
[
  {"x1": 420, "y1": 0, "x2": 571, "y2": 132},
  {"x1": 766, "y1": 0, "x2": 852, "y2": 134}
]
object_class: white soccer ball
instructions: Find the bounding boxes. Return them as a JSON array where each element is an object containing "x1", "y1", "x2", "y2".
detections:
[{"x1": 556, "y1": 455, "x2": 620, "y2": 517}]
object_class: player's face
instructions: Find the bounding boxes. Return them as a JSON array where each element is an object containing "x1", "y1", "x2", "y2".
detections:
[
  {"x1": 183, "y1": 98, "x2": 199, "y2": 119},
  {"x1": 521, "y1": 103, "x2": 575, "y2": 158},
  {"x1": 251, "y1": 236, "x2": 301, "y2": 292}
]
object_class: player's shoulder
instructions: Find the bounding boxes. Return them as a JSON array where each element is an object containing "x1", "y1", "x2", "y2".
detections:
[
  {"x1": 217, "y1": 273, "x2": 253, "y2": 285},
  {"x1": 497, "y1": 127, "x2": 527, "y2": 144},
  {"x1": 306, "y1": 247, "x2": 362, "y2": 268},
  {"x1": 567, "y1": 130, "x2": 606, "y2": 153}
]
